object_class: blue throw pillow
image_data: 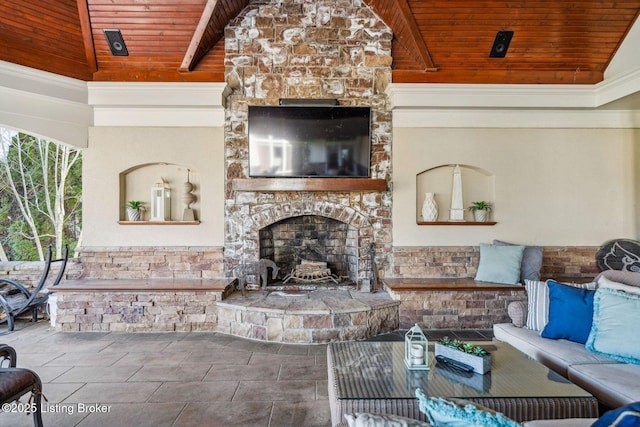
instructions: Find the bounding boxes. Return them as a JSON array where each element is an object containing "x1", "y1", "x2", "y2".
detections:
[
  {"x1": 541, "y1": 280, "x2": 595, "y2": 344},
  {"x1": 591, "y1": 402, "x2": 640, "y2": 427},
  {"x1": 415, "y1": 390, "x2": 521, "y2": 427}
]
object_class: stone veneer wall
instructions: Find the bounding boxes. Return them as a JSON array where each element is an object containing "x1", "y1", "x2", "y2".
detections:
[
  {"x1": 389, "y1": 288, "x2": 527, "y2": 329},
  {"x1": 223, "y1": 0, "x2": 393, "y2": 287},
  {"x1": 0, "y1": 259, "x2": 82, "y2": 287},
  {"x1": 391, "y1": 246, "x2": 599, "y2": 279},
  {"x1": 56, "y1": 291, "x2": 222, "y2": 332},
  {"x1": 78, "y1": 246, "x2": 224, "y2": 279}
]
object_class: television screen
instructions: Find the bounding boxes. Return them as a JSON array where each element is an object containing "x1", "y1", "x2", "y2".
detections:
[{"x1": 248, "y1": 105, "x2": 371, "y2": 178}]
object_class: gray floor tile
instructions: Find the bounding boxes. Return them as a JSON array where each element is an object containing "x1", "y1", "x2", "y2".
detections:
[
  {"x1": 148, "y1": 380, "x2": 238, "y2": 403},
  {"x1": 204, "y1": 363, "x2": 280, "y2": 381},
  {"x1": 173, "y1": 401, "x2": 273, "y2": 427},
  {"x1": 45, "y1": 351, "x2": 127, "y2": 367},
  {"x1": 278, "y1": 364, "x2": 327, "y2": 381},
  {"x1": 53, "y1": 365, "x2": 141, "y2": 383},
  {"x1": 184, "y1": 348, "x2": 252, "y2": 364},
  {"x1": 76, "y1": 402, "x2": 186, "y2": 427},
  {"x1": 271, "y1": 401, "x2": 332, "y2": 427},
  {"x1": 127, "y1": 364, "x2": 211, "y2": 382},
  {"x1": 234, "y1": 380, "x2": 317, "y2": 402},
  {"x1": 113, "y1": 351, "x2": 190, "y2": 366},
  {"x1": 64, "y1": 382, "x2": 162, "y2": 403}
]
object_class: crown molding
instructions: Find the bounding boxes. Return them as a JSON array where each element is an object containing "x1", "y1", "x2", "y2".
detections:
[
  {"x1": 0, "y1": 61, "x2": 92, "y2": 147},
  {"x1": 88, "y1": 82, "x2": 226, "y2": 127},
  {"x1": 392, "y1": 108, "x2": 640, "y2": 128}
]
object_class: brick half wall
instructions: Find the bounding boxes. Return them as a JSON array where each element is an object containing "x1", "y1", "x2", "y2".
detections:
[{"x1": 391, "y1": 246, "x2": 599, "y2": 279}]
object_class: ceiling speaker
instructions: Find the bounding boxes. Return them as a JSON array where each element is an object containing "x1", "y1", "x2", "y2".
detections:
[
  {"x1": 104, "y1": 29, "x2": 129, "y2": 56},
  {"x1": 489, "y1": 31, "x2": 513, "y2": 58}
]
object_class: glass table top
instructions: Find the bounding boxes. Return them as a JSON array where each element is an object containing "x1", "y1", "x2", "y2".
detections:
[{"x1": 329, "y1": 341, "x2": 593, "y2": 400}]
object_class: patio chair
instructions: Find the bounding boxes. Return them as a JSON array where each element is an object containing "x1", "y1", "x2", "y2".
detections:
[
  {"x1": 0, "y1": 344, "x2": 44, "y2": 426},
  {"x1": 0, "y1": 245, "x2": 69, "y2": 333}
]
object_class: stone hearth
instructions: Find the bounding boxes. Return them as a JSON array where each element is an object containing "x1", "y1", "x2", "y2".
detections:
[{"x1": 217, "y1": 289, "x2": 400, "y2": 343}]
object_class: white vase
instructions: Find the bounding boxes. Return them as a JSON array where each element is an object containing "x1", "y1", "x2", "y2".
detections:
[{"x1": 421, "y1": 192, "x2": 438, "y2": 222}]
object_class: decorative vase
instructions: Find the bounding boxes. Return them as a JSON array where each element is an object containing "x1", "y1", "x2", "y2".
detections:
[
  {"x1": 421, "y1": 192, "x2": 438, "y2": 222},
  {"x1": 126, "y1": 207, "x2": 142, "y2": 221},
  {"x1": 473, "y1": 210, "x2": 488, "y2": 222}
]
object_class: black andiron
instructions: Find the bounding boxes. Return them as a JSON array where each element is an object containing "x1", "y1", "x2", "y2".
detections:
[{"x1": 368, "y1": 243, "x2": 379, "y2": 293}]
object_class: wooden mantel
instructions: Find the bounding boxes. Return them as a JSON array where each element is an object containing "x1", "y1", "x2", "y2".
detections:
[{"x1": 232, "y1": 178, "x2": 387, "y2": 192}]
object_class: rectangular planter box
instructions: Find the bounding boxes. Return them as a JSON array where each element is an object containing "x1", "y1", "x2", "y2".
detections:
[{"x1": 434, "y1": 342, "x2": 491, "y2": 374}]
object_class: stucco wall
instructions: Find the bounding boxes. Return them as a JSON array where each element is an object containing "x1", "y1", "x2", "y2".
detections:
[
  {"x1": 393, "y1": 127, "x2": 640, "y2": 246},
  {"x1": 83, "y1": 127, "x2": 225, "y2": 247}
]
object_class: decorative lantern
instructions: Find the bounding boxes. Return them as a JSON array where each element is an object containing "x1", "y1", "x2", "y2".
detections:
[
  {"x1": 150, "y1": 177, "x2": 171, "y2": 221},
  {"x1": 404, "y1": 323, "x2": 429, "y2": 370}
]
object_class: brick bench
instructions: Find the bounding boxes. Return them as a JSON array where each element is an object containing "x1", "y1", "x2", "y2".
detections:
[
  {"x1": 53, "y1": 278, "x2": 236, "y2": 332},
  {"x1": 382, "y1": 278, "x2": 527, "y2": 329}
]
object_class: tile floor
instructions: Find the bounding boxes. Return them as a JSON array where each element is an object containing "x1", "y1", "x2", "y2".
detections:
[{"x1": 1, "y1": 320, "x2": 492, "y2": 427}]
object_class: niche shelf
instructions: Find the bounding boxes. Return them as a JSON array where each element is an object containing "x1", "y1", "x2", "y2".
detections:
[
  {"x1": 118, "y1": 221, "x2": 200, "y2": 225},
  {"x1": 119, "y1": 163, "x2": 200, "y2": 223},
  {"x1": 416, "y1": 164, "x2": 496, "y2": 225}
]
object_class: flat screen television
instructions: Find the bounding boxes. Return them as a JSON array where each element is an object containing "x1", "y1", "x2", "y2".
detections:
[{"x1": 248, "y1": 105, "x2": 371, "y2": 178}]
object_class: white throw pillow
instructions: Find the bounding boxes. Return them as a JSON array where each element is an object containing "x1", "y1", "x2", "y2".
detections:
[{"x1": 525, "y1": 279, "x2": 596, "y2": 332}]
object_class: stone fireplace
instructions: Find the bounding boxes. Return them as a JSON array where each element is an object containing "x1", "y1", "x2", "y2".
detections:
[
  {"x1": 223, "y1": 0, "x2": 393, "y2": 288},
  {"x1": 260, "y1": 214, "x2": 357, "y2": 283}
]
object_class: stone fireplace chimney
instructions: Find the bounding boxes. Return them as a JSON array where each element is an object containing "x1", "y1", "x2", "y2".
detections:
[{"x1": 223, "y1": 0, "x2": 393, "y2": 288}]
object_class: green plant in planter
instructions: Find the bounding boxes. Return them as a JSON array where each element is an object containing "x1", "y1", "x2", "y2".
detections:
[
  {"x1": 438, "y1": 336, "x2": 489, "y2": 357},
  {"x1": 126, "y1": 200, "x2": 146, "y2": 221},
  {"x1": 126, "y1": 200, "x2": 146, "y2": 211},
  {"x1": 468, "y1": 201, "x2": 492, "y2": 213}
]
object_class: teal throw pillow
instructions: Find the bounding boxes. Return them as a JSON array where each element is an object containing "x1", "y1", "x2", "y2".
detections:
[
  {"x1": 541, "y1": 280, "x2": 595, "y2": 344},
  {"x1": 586, "y1": 288, "x2": 640, "y2": 365},
  {"x1": 474, "y1": 243, "x2": 525, "y2": 285},
  {"x1": 415, "y1": 390, "x2": 521, "y2": 427}
]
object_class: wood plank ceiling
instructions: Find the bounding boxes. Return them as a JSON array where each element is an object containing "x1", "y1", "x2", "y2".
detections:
[{"x1": 0, "y1": 0, "x2": 638, "y2": 84}]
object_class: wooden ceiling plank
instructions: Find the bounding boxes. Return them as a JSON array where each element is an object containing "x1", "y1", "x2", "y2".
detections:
[
  {"x1": 77, "y1": 0, "x2": 98, "y2": 74},
  {"x1": 179, "y1": 0, "x2": 220, "y2": 73}
]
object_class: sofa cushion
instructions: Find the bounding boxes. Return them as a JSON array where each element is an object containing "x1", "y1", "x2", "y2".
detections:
[
  {"x1": 494, "y1": 239, "x2": 543, "y2": 282},
  {"x1": 568, "y1": 363, "x2": 640, "y2": 409},
  {"x1": 586, "y1": 288, "x2": 640, "y2": 365},
  {"x1": 541, "y1": 281, "x2": 595, "y2": 344},
  {"x1": 493, "y1": 323, "x2": 617, "y2": 377}
]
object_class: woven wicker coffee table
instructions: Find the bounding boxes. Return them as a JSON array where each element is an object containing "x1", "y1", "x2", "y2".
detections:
[{"x1": 327, "y1": 341, "x2": 598, "y2": 426}]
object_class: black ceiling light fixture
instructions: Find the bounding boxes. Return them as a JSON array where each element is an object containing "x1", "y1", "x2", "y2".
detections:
[
  {"x1": 489, "y1": 31, "x2": 513, "y2": 58},
  {"x1": 104, "y1": 29, "x2": 129, "y2": 56}
]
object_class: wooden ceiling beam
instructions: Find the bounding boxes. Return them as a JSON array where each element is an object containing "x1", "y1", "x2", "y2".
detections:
[
  {"x1": 394, "y1": 0, "x2": 436, "y2": 71},
  {"x1": 179, "y1": 0, "x2": 220, "y2": 73},
  {"x1": 365, "y1": 0, "x2": 436, "y2": 72},
  {"x1": 77, "y1": 0, "x2": 98, "y2": 74}
]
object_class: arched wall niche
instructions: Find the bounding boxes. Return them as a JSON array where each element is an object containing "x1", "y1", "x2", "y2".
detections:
[
  {"x1": 416, "y1": 164, "x2": 495, "y2": 223},
  {"x1": 119, "y1": 162, "x2": 200, "y2": 222}
]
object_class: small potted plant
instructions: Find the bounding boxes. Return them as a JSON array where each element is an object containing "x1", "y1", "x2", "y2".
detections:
[
  {"x1": 435, "y1": 336, "x2": 491, "y2": 374},
  {"x1": 126, "y1": 200, "x2": 145, "y2": 221},
  {"x1": 468, "y1": 201, "x2": 492, "y2": 222}
]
